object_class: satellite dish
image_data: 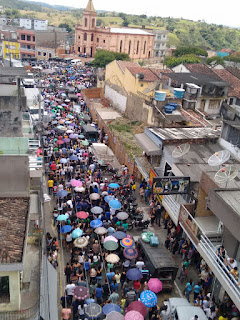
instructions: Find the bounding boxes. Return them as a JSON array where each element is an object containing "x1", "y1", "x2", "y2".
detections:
[
  {"x1": 214, "y1": 165, "x2": 238, "y2": 187},
  {"x1": 172, "y1": 143, "x2": 190, "y2": 159},
  {"x1": 208, "y1": 150, "x2": 230, "y2": 167}
]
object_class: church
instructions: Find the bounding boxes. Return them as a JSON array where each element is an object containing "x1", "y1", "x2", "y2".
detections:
[{"x1": 74, "y1": 0, "x2": 155, "y2": 60}]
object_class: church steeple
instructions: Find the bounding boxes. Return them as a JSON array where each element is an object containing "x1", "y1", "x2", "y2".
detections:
[{"x1": 85, "y1": 0, "x2": 95, "y2": 12}]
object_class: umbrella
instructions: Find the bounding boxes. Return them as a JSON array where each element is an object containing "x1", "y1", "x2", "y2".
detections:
[
  {"x1": 126, "y1": 301, "x2": 147, "y2": 317},
  {"x1": 82, "y1": 140, "x2": 89, "y2": 146},
  {"x1": 69, "y1": 133, "x2": 78, "y2": 139},
  {"x1": 90, "y1": 193, "x2": 100, "y2": 200},
  {"x1": 91, "y1": 206, "x2": 103, "y2": 215},
  {"x1": 57, "y1": 190, "x2": 68, "y2": 198},
  {"x1": 140, "y1": 290, "x2": 158, "y2": 308},
  {"x1": 85, "y1": 303, "x2": 102, "y2": 318},
  {"x1": 123, "y1": 248, "x2": 138, "y2": 260},
  {"x1": 95, "y1": 227, "x2": 108, "y2": 235},
  {"x1": 90, "y1": 219, "x2": 103, "y2": 228},
  {"x1": 120, "y1": 238, "x2": 134, "y2": 248},
  {"x1": 75, "y1": 186, "x2": 85, "y2": 192},
  {"x1": 112, "y1": 231, "x2": 126, "y2": 240},
  {"x1": 126, "y1": 268, "x2": 142, "y2": 281},
  {"x1": 61, "y1": 225, "x2": 72, "y2": 233},
  {"x1": 74, "y1": 237, "x2": 88, "y2": 248},
  {"x1": 148, "y1": 278, "x2": 162, "y2": 293},
  {"x1": 109, "y1": 200, "x2": 121, "y2": 210},
  {"x1": 116, "y1": 212, "x2": 129, "y2": 220},
  {"x1": 103, "y1": 304, "x2": 121, "y2": 315},
  {"x1": 104, "y1": 195, "x2": 115, "y2": 203},
  {"x1": 105, "y1": 254, "x2": 120, "y2": 264},
  {"x1": 56, "y1": 140, "x2": 64, "y2": 145},
  {"x1": 108, "y1": 183, "x2": 120, "y2": 189},
  {"x1": 76, "y1": 211, "x2": 89, "y2": 219},
  {"x1": 108, "y1": 227, "x2": 115, "y2": 235},
  {"x1": 102, "y1": 191, "x2": 108, "y2": 196},
  {"x1": 106, "y1": 311, "x2": 124, "y2": 320},
  {"x1": 69, "y1": 155, "x2": 78, "y2": 161},
  {"x1": 63, "y1": 138, "x2": 70, "y2": 143},
  {"x1": 60, "y1": 158, "x2": 68, "y2": 164},
  {"x1": 104, "y1": 236, "x2": 118, "y2": 243},
  {"x1": 66, "y1": 129, "x2": 74, "y2": 134},
  {"x1": 78, "y1": 134, "x2": 85, "y2": 139},
  {"x1": 73, "y1": 286, "x2": 89, "y2": 300},
  {"x1": 70, "y1": 179, "x2": 82, "y2": 187},
  {"x1": 104, "y1": 240, "x2": 119, "y2": 251},
  {"x1": 56, "y1": 214, "x2": 68, "y2": 221},
  {"x1": 71, "y1": 228, "x2": 83, "y2": 239},
  {"x1": 125, "y1": 311, "x2": 144, "y2": 320}
]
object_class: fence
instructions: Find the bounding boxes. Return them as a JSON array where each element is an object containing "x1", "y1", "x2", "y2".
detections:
[{"x1": 0, "y1": 302, "x2": 38, "y2": 320}]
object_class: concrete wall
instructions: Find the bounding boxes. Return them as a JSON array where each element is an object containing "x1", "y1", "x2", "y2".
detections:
[
  {"x1": 105, "y1": 84, "x2": 127, "y2": 113},
  {"x1": 0, "y1": 137, "x2": 29, "y2": 155},
  {"x1": 0, "y1": 84, "x2": 18, "y2": 96},
  {"x1": 222, "y1": 228, "x2": 239, "y2": 258},
  {"x1": 195, "y1": 187, "x2": 214, "y2": 217},
  {"x1": 125, "y1": 93, "x2": 149, "y2": 124},
  {"x1": 0, "y1": 271, "x2": 20, "y2": 311},
  {"x1": 0, "y1": 155, "x2": 29, "y2": 196},
  {"x1": 0, "y1": 96, "x2": 22, "y2": 137}
]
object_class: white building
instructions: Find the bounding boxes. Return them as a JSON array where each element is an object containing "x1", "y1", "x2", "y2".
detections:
[
  {"x1": 150, "y1": 30, "x2": 168, "y2": 58},
  {"x1": 19, "y1": 18, "x2": 48, "y2": 31}
]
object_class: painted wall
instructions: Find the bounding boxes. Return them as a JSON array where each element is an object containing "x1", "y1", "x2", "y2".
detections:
[
  {"x1": 2, "y1": 41, "x2": 20, "y2": 59},
  {"x1": 0, "y1": 137, "x2": 29, "y2": 155},
  {"x1": 105, "y1": 85, "x2": 127, "y2": 113},
  {"x1": 0, "y1": 271, "x2": 21, "y2": 311}
]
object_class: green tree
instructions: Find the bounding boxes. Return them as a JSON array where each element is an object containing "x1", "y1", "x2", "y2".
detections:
[
  {"x1": 96, "y1": 18, "x2": 103, "y2": 26},
  {"x1": 59, "y1": 23, "x2": 72, "y2": 32},
  {"x1": 93, "y1": 50, "x2": 130, "y2": 68},
  {"x1": 175, "y1": 46, "x2": 208, "y2": 57},
  {"x1": 206, "y1": 56, "x2": 224, "y2": 66},
  {"x1": 165, "y1": 54, "x2": 202, "y2": 68},
  {"x1": 122, "y1": 20, "x2": 129, "y2": 27}
]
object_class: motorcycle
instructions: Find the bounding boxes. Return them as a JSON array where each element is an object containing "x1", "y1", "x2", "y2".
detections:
[{"x1": 128, "y1": 219, "x2": 150, "y2": 231}]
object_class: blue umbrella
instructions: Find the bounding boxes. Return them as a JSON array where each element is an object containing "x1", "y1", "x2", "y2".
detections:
[
  {"x1": 60, "y1": 158, "x2": 68, "y2": 164},
  {"x1": 140, "y1": 290, "x2": 158, "y2": 308},
  {"x1": 126, "y1": 268, "x2": 143, "y2": 281},
  {"x1": 109, "y1": 200, "x2": 121, "y2": 210},
  {"x1": 104, "y1": 195, "x2": 115, "y2": 203},
  {"x1": 71, "y1": 228, "x2": 83, "y2": 239},
  {"x1": 103, "y1": 304, "x2": 121, "y2": 315},
  {"x1": 61, "y1": 225, "x2": 72, "y2": 233},
  {"x1": 108, "y1": 183, "x2": 120, "y2": 189},
  {"x1": 112, "y1": 231, "x2": 126, "y2": 240},
  {"x1": 108, "y1": 227, "x2": 115, "y2": 235},
  {"x1": 69, "y1": 155, "x2": 78, "y2": 161},
  {"x1": 57, "y1": 189, "x2": 68, "y2": 198},
  {"x1": 90, "y1": 219, "x2": 103, "y2": 228},
  {"x1": 56, "y1": 214, "x2": 68, "y2": 221}
]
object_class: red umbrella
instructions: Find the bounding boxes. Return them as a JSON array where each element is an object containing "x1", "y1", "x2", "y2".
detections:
[
  {"x1": 58, "y1": 136, "x2": 63, "y2": 140},
  {"x1": 126, "y1": 301, "x2": 147, "y2": 317},
  {"x1": 56, "y1": 140, "x2": 64, "y2": 145},
  {"x1": 148, "y1": 278, "x2": 162, "y2": 293},
  {"x1": 73, "y1": 286, "x2": 89, "y2": 300},
  {"x1": 77, "y1": 211, "x2": 89, "y2": 219}
]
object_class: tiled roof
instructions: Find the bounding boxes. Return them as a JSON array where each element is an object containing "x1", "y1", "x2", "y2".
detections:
[
  {"x1": 226, "y1": 67, "x2": 240, "y2": 80},
  {"x1": 150, "y1": 68, "x2": 173, "y2": 83},
  {"x1": 126, "y1": 66, "x2": 159, "y2": 82},
  {"x1": 117, "y1": 61, "x2": 139, "y2": 73},
  {"x1": 212, "y1": 69, "x2": 240, "y2": 98},
  {"x1": 184, "y1": 63, "x2": 220, "y2": 79},
  {"x1": 0, "y1": 198, "x2": 29, "y2": 263}
]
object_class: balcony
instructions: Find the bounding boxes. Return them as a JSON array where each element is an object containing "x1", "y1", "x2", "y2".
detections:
[{"x1": 180, "y1": 204, "x2": 240, "y2": 309}]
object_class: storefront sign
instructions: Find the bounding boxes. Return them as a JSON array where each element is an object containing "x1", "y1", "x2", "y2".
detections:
[{"x1": 152, "y1": 176, "x2": 190, "y2": 195}]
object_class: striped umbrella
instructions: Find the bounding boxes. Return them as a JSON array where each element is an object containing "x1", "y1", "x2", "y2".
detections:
[{"x1": 120, "y1": 238, "x2": 134, "y2": 248}]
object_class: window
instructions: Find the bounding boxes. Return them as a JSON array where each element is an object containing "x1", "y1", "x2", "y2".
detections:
[
  {"x1": 21, "y1": 44, "x2": 26, "y2": 49},
  {"x1": 78, "y1": 46, "x2": 80, "y2": 52},
  {"x1": 128, "y1": 40, "x2": 131, "y2": 55},
  {"x1": 43, "y1": 52, "x2": 46, "y2": 56},
  {"x1": 119, "y1": 40, "x2": 122, "y2": 53},
  {"x1": 85, "y1": 18, "x2": 87, "y2": 27},
  {"x1": 27, "y1": 35, "x2": 31, "y2": 41},
  {"x1": 143, "y1": 41, "x2": 146, "y2": 54},
  {"x1": 91, "y1": 33, "x2": 93, "y2": 41},
  {"x1": 136, "y1": 40, "x2": 139, "y2": 55},
  {"x1": 97, "y1": 38, "x2": 99, "y2": 43},
  {"x1": 21, "y1": 34, "x2": 25, "y2": 40},
  {"x1": 27, "y1": 45, "x2": 30, "y2": 49},
  {"x1": 5, "y1": 44, "x2": 9, "y2": 49},
  {"x1": 83, "y1": 47, "x2": 86, "y2": 53},
  {"x1": 92, "y1": 18, "x2": 95, "y2": 28},
  {"x1": 229, "y1": 98, "x2": 234, "y2": 105},
  {"x1": 78, "y1": 36, "x2": 80, "y2": 40},
  {"x1": 33, "y1": 36, "x2": 35, "y2": 42},
  {"x1": 38, "y1": 51, "x2": 41, "y2": 56},
  {"x1": 103, "y1": 39, "x2": 105, "y2": 43},
  {"x1": 49, "y1": 53, "x2": 52, "y2": 58},
  {"x1": 0, "y1": 276, "x2": 10, "y2": 303},
  {"x1": 84, "y1": 33, "x2": 87, "y2": 41}
]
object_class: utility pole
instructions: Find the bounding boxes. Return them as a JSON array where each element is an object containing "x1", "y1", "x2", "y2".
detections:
[{"x1": 38, "y1": 90, "x2": 42, "y2": 121}]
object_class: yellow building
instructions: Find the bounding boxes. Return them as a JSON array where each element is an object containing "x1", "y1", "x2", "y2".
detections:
[{"x1": 2, "y1": 40, "x2": 20, "y2": 60}]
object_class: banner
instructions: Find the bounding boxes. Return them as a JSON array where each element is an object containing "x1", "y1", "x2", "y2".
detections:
[{"x1": 152, "y1": 176, "x2": 190, "y2": 195}]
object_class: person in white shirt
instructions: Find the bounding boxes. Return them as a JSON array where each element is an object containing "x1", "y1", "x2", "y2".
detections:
[
  {"x1": 65, "y1": 282, "x2": 76, "y2": 303},
  {"x1": 225, "y1": 257, "x2": 238, "y2": 270},
  {"x1": 136, "y1": 259, "x2": 145, "y2": 270}
]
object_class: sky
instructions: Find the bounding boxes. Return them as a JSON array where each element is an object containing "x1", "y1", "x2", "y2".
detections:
[{"x1": 31, "y1": 0, "x2": 240, "y2": 28}]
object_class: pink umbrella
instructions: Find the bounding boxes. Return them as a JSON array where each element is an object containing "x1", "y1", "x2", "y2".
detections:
[
  {"x1": 63, "y1": 138, "x2": 70, "y2": 143},
  {"x1": 125, "y1": 311, "x2": 144, "y2": 320},
  {"x1": 83, "y1": 152, "x2": 89, "y2": 157},
  {"x1": 148, "y1": 278, "x2": 162, "y2": 293},
  {"x1": 76, "y1": 211, "x2": 89, "y2": 219},
  {"x1": 76, "y1": 93, "x2": 81, "y2": 96},
  {"x1": 70, "y1": 179, "x2": 82, "y2": 187},
  {"x1": 104, "y1": 236, "x2": 118, "y2": 243},
  {"x1": 56, "y1": 140, "x2": 64, "y2": 145}
]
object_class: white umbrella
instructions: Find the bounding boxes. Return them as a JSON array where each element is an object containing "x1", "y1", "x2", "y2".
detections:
[{"x1": 90, "y1": 193, "x2": 100, "y2": 200}]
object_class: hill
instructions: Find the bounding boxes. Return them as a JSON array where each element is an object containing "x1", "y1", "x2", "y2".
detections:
[{"x1": 0, "y1": 0, "x2": 44, "y2": 11}]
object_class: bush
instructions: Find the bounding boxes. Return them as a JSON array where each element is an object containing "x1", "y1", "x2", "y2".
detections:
[
  {"x1": 206, "y1": 56, "x2": 224, "y2": 66},
  {"x1": 93, "y1": 50, "x2": 130, "y2": 68},
  {"x1": 165, "y1": 54, "x2": 202, "y2": 68}
]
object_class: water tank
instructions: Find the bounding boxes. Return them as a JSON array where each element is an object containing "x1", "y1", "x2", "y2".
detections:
[
  {"x1": 164, "y1": 104, "x2": 175, "y2": 114},
  {"x1": 174, "y1": 88, "x2": 185, "y2": 98},
  {"x1": 155, "y1": 90, "x2": 166, "y2": 102},
  {"x1": 168, "y1": 103, "x2": 178, "y2": 110}
]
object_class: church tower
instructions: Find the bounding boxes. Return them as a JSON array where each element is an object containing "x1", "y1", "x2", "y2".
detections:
[{"x1": 82, "y1": 0, "x2": 97, "y2": 30}]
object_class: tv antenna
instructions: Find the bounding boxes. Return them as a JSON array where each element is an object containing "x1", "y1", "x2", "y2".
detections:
[
  {"x1": 208, "y1": 150, "x2": 230, "y2": 167},
  {"x1": 172, "y1": 143, "x2": 190, "y2": 161},
  {"x1": 214, "y1": 165, "x2": 238, "y2": 188}
]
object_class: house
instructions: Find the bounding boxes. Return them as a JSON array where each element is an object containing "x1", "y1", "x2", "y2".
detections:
[
  {"x1": 149, "y1": 29, "x2": 168, "y2": 58},
  {"x1": 75, "y1": 0, "x2": 155, "y2": 59},
  {"x1": 19, "y1": 18, "x2": 48, "y2": 31}
]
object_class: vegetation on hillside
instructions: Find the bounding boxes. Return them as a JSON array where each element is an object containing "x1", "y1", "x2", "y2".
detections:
[
  {"x1": 93, "y1": 50, "x2": 130, "y2": 68},
  {"x1": 165, "y1": 54, "x2": 202, "y2": 68}
]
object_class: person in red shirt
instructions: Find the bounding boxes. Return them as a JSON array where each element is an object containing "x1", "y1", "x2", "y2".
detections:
[
  {"x1": 50, "y1": 161, "x2": 56, "y2": 171},
  {"x1": 133, "y1": 280, "x2": 141, "y2": 298}
]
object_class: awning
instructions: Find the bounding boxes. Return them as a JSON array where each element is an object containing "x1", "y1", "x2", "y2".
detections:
[{"x1": 135, "y1": 133, "x2": 162, "y2": 156}]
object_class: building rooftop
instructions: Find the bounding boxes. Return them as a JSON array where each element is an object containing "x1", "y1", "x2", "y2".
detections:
[
  {"x1": 214, "y1": 190, "x2": 240, "y2": 218},
  {"x1": 85, "y1": 0, "x2": 95, "y2": 12},
  {"x1": 0, "y1": 67, "x2": 28, "y2": 77},
  {"x1": 0, "y1": 197, "x2": 29, "y2": 263},
  {"x1": 117, "y1": 60, "x2": 139, "y2": 73},
  {"x1": 127, "y1": 66, "x2": 159, "y2": 82},
  {"x1": 110, "y1": 28, "x2": 153, "y2": 35},
  {"x1": 212, "y1": 68, "x2": 240, "y2": 98},
  {"x1": 183, "y1": 63, "x2": 221, "y2": 79},
  {"x1": 226, "y1": 67, "x2": 240, "y2": 80}
]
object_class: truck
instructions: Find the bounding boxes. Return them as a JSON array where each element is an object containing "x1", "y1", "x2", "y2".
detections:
[{"x1": 137, "y1": 238, "x2": 178, "y2": 292}]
